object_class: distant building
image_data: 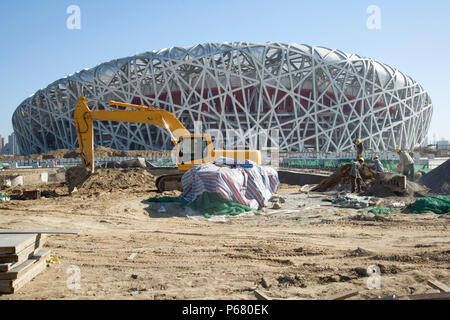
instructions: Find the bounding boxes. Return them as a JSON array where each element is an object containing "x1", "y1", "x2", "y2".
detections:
[
  {"x1": 437, "y1": 139, "x2": 450, "y2": 151},
  {"x1": 0, "y1": 133, "x2": 19, "y2": 155}
]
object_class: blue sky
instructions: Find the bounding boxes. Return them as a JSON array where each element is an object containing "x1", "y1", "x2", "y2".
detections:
[{"x1": 0, "y1": 0, "x2": 449, "y2": 142}]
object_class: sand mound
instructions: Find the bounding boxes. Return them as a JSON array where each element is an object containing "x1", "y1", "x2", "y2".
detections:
[
  {"x1": 80, "y1": 168, "x2": 156, "y2": 192},
  {"x1": 366, "y1": 179, "x2": 429, "y2": 197},
  {"x1": 311, "y1": 164, "x2": 376, "y2": 192},
  {"x1": 420, "y1": 159, "x2": 450, "y2": 195},
  {"x1": 312, "y1": 164, "x2": 430, "y2": 197}
]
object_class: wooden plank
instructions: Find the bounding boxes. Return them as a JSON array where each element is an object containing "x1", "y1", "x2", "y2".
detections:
[
  {"x1": 0, "y1": 234, "x2": 38, "y2": 254},
  {"x1": 325, "y1": 289, "x2": 359, "y2": 300},
  {"x1": 254, "y1": 290, "x2": 272, "y2": 300},
  {"x1": 0, "y1": 235, "x2": 46, "y2": 263},
  {"x1": 0, "y1": 235, "x2": 45, "y2": 272},
  {"x1": 427, "y1": 279, "x2": 450, "y2": 293},
  {"x1": 0, "y1": 255, "x2": 48, "y2": 294},
  {"x1": 399, "y1": 292, "x2": 450, "y2": 300},
  {"x1": 373, "y1": 292, "x2": 450, "y2": 300},
  {"x1": 0, "y1": 250, "x2": 50, "y2": 280},
  {"x1": 0, "y1": 229, "x2": 81, "y2": 235}
]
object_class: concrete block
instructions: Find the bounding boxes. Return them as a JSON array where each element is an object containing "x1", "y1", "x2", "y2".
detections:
[
  {"x1": 40, "y1": 172, "x2": 48, "y2": 183},
  {"x1": 10, "y1": 175, "x2": 24, "y2": 187}
]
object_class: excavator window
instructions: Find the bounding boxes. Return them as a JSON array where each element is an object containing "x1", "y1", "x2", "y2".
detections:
[{"x1": 178, "y1": 137, "x2": 208, "y2": 164}]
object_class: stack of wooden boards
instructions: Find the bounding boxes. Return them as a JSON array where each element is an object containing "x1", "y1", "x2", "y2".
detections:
[
  {"x1": 0, "y1": 233, "x2": 49, "y2": 294},
  {"x1": 0, "y1": 229, "x2": 81, "y2": 294}
]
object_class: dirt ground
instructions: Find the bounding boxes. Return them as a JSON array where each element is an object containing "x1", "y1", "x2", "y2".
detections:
[{"x1": 0, "y1": 168, "x2": 448, "y2": 300}]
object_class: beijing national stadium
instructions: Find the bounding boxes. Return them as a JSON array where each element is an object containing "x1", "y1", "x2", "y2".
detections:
[{"x1": 12, "y1": 42, "x2": 433, "y2": 155}]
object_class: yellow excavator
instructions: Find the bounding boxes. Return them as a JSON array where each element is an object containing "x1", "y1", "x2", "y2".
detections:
[{"x1": 66, "y1": 96, "x2": 261, "y2": 193}]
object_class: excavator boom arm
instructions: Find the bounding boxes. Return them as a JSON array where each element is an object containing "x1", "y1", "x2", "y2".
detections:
[{"x1": 74, "y1": 96, "x2": 190, "y2": 172}]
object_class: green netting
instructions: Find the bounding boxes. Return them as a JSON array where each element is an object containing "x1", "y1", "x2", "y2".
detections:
[
  {"x1": 284, "y1": 158, "x2": 429, "y2": 173},
  {"x1": 186, "y1": 192, "x2": 257, "y2": 218},
  {"x1": 146, "y1": 196, "x2": 187, "y2": 203},
  {"x1": 367, "y1": 206, "x2": 394, "y2": 215},
  {"x1": 410, "y1": 196, "x2": 450, "y2": 214},
  {"x1": 147, "y1": 192, "x2": 258, "y2": 218},
  {"x1": 0, "y1": 194, "x2": 10, "y2": 201},
  {"x1": 290, "y1": 215, "x2": 323, "y2": 220}
]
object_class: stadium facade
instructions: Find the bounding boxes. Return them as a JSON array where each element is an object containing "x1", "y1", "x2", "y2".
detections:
[{"x1": 13, "y1": 42, "x2": 432, "y2": 155}]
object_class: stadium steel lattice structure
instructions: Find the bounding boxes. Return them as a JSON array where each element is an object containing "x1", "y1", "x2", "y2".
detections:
[{"x1": 13, "y1": 42, "x2": 432, "y2": 155}]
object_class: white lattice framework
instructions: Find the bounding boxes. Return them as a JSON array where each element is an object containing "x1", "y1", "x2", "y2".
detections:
[{"x1": 13, "y1": 42, "x2": 432, "y2": 155}]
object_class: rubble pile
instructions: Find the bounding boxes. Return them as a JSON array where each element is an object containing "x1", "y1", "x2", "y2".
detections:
[
  {"x1": 311, "y1": 164, "x2": 377, "y2": 192},
  {"x1": 79, "y1": 168, "x2": 156, "y2": 192},
  {"x1": 419, "y1": 159, "x2": 450, "y2": 195}
]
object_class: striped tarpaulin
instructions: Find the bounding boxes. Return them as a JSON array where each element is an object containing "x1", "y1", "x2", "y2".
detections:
[{"x1": 181, "y1": 158, "x2": 279, "y2": 209}]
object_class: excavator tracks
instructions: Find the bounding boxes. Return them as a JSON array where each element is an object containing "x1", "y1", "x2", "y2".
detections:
[{"x1": 155, "y1": 173, "x2": 184, "y2": 193}]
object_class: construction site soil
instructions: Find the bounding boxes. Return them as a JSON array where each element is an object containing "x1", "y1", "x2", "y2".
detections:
[
  {"x1": 0, "y1": 167, "x2": 448, "y2": 300},
  {"x1": 0, "y1": 146, "x2": 172, "y2": 161}
]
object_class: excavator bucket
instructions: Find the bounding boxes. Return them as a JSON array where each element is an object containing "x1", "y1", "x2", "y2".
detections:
[{"x1": 66, "y1": 165, "x2": 92, "y2": 194}]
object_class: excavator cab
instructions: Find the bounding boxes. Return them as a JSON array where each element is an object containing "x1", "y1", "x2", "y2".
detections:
[{"x1": 176, "y1": 134, "x2": 214, "y2": 171}]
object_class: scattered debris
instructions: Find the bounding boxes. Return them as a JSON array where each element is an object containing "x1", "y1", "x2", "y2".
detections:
[
  {"x1": 260, "y1": 277, "x2": 272, "y2": 289},
  {"x1": 346, "y1": 247, "x2": 374, "y2": 257},
  {"x1": 272, "y1": 202, "x2": 282, "y2": 209},
  {"x1": 351, "y1": 267, "x2": 368, "y2": 277},
  {"x1": 127, "y1": 252, "x2": 137, "y2": 260},
  {"x1": 331, "y1": 192, "x2": 376, "y2": 209},
  {"x1": 363, "y1": 206, "x2": 395, "y2": 215},
  {"x1": 290, "y1": 215, "x2": 323, "y2": 220},
  {"x1": 388, "y1": 201, "x2": 406, "y2": 208},
  {"x1": 46, "y1": 256, "x2": 60, "y2": 264},
  {"x1": 22, "y1": 190, "x2": 41, "y2": 200},
  {"x1": 0, "y1": 194, "x2": 10, "y2": 202},
  {"x1": 349, "y1": 214, "x2": 389, "y2": 222},
  {"x1": 120, "y1": 158, "x2": 147, "y2": 169}
]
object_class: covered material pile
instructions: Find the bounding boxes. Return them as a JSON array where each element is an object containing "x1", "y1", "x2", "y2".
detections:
[
  {"x1": 410, "y1": 196, "x2": 450, "y2": 214},
  {"x1": 419, "y1": 159, "x2": 450, "y2": 195},
  {"x1": 181, "y1": 158, "x2": 279, "y2": 210}
]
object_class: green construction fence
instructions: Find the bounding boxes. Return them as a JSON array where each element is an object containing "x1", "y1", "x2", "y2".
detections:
[{"x1": 282, "y1": 158, "x2": 430, "y2": 173}]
